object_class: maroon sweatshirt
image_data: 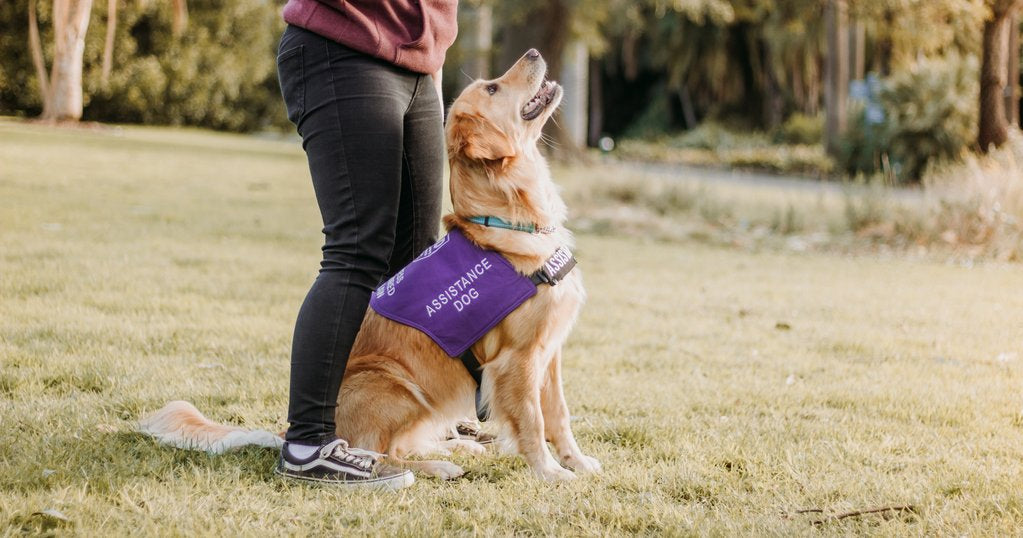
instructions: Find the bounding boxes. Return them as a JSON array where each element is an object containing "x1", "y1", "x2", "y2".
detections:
[{"x1": 282, "y1": 0, "x2": 458, "y2": 74}]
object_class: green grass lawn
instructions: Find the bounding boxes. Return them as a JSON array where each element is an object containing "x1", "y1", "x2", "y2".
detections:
[{"x1": 2, "y1": 118, "x2": 1023, "y2": 535}]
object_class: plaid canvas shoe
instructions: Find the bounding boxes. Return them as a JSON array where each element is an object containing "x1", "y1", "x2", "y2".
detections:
[
  {"x1": 276, "y1": 438, "x2": 413, "y2": 490},
  {"x1": 454, "y1": 421, "x2": 496, "y2": 445}
]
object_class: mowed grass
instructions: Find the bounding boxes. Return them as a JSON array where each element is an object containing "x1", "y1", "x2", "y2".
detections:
[{"x1": 2, "y1": 118, "x2": 1023, "y2": 536}]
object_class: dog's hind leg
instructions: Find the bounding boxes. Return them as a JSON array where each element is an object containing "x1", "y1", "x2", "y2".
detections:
[
  {"x1": 541, "y1": 350, "x2": 601, "y2": 474},
  {"x1": 338, "y1": 358, "x2": 465, "y2": 480},
  {"x1": 335, "y1": 358, "x2": 433, "y2": 453}
]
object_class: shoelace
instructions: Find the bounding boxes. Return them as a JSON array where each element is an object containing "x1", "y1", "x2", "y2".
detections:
[{"x1": 319, "y1": 439, "x2": 381, "y2": 472}]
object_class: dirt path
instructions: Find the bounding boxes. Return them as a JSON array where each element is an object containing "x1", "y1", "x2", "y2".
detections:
[{"x1": 611, "y1": 159, "x2": 923, "y2": 200}]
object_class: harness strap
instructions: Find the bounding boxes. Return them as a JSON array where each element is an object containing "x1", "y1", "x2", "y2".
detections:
[{"x1": 458, "y1": 348, "x2": 490, "y2": 422}]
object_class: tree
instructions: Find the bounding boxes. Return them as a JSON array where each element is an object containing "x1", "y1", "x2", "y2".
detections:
[
  {"x1": 28, "y1": 0, "x2": 185, "y2": 122},
  {"x1": 824, "y1": 0, "x2": 849, "y2": 156},
  {"x1": 1007, "y1": 12, "x2": 1021, "y2": 126},
  {"x1": 978, "y1": 0, "x2": 1023, "y2": 150}
]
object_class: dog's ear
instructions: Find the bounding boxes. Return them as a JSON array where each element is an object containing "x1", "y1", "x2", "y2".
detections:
[{"x1": 448, "y1": 113, "x2": 516, "y2": 162}]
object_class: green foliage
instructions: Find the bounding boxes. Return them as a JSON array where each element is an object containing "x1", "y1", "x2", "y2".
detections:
[
  {"x1": 0, "y1": 2, "x2": 42, "y2": 117},
  {"x1": 667, "y1": 121, "x2": 772, "y2": 150},
  {"x1": 774, "y1": 112, "x2": 823, "y2": 145},
  {"x1": 588, "y1": 0, "x2": 991, "y2": 139},
  {"x1": 837, "y1": 102, "x2": 889, "y2": 179},
  {"x1": 0, "y1": 0, "x2": 287, "y2": 132},
  {"x1": 883, "y1": 55, "x2": 978, "y2": 179},
  {"x1": 850, "y1": 0, "x2": 987, "y2": 68},
  {"x1": 839, "y1": 55, "x2": 978, "y2": 182}
]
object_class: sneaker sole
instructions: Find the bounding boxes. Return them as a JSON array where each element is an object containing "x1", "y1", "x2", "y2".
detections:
[
  {"x1": 274, "y1": 467, "x2": 415, "y2": 491},
  {"x1": 457, "y1": 434, "x2": 496, "y2": 445}
]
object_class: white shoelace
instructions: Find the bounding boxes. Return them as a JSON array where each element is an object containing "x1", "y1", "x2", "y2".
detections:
[{"x1": 319, "y1": 439, "x2": 382, "y2": 472}]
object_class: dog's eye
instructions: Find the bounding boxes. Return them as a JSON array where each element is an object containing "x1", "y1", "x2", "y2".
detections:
[{"x1": 485, "y1": 83, "x2": 499, "y2": 95}]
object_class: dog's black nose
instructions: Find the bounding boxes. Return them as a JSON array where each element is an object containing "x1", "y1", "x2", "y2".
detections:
[{"x1": 525, "y1": 48, "x2": 540, "y2": 60}]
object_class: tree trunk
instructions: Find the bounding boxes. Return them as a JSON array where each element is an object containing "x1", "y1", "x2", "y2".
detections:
[
  {"x1": 28, "y1": 0, "x2": 50, "y2": 102},
  {"x1": 453, "y1": 4, "x2": 493, "y2": 98},
  {"x1": 559, "y1": 41, "x2": 589, "y2": 149},
  {"x1": 587, "y1": 56, "x2": 604, "y2": 147},
  {"x1": 678, "y1": 86, "x2": 697, "y2": 130},
  {"x1": 1006, "y1": 13, "x2": 1020, "y2": 127},
  {"x1": 824, "y1": 0, "x2": 849, "y2": 156},
  {"x1": 761, "y1": 38, "x2": 783, "y2": 130},
  {"x1": 851, "y1": 19, "x2": 866, "y2": 80},
  {"x1": 877, "y1": 9, "x2": 894, "y2": 76},
  {"x1": 101, "y1": 0, "x2": 117, "y2": 84},
  {"x1": 806, "y1": 54, "x2": 820, "y2": 116},
  {"x1": 979, "y1": 10, "x2": 1012, "y2": 151},
  {"x1": 457, "y1": 5, "x2": 492, "y2": 79},
  {"x1": 41, "y1": 0, "x2": 94, "y2": 121}
]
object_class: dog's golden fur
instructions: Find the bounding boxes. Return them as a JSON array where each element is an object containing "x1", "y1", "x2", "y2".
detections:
[{"x1": 141, "y1": 51, "x2": 599, "y2": 481}]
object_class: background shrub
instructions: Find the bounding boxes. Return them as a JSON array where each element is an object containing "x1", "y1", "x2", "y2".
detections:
[
  {"x1": 0, "y1": 0, "x2": 288, "y2": 132},
  {"x1": 774, "y1": 113, "x2": 823, "y2": 145},
  {"x1": 839, "y1": 55, "x2": 978, "y2": 182}
]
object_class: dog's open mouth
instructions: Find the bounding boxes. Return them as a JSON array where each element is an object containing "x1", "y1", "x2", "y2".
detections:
[{"x1": 521, "y1": 80, "x2": 559, "y2": 121}]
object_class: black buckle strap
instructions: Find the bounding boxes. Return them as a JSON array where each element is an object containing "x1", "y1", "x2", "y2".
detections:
[
  {"x1": 458, "y1": 348, "x2": 490, "y2": 422},
  {"x1": 529, "y1": 270, "x2": 552, "y2": 286}
]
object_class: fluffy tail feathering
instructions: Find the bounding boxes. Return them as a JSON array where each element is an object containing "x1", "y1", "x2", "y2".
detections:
[{"x1": 138, "y1": 400, "x2": 284, "y2": 454}]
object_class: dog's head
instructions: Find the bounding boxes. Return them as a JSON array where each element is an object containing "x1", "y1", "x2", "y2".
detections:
[{"x1": 446, "y1": 49, "x2": 562, "y2": 166}]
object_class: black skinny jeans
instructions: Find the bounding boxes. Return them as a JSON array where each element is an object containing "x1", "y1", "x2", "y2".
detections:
[{"x1": 276, "y1": 25, "x2": 444, "y2": 444}]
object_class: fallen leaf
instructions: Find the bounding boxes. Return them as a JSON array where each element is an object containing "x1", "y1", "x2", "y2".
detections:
[{"x1": 775, "y1": 322, "x2": 792, "y2": 330}]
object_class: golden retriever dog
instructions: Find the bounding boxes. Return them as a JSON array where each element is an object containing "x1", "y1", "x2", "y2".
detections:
[{"x1": 141, "y1": 49, "x2": 600, "y2": 482}]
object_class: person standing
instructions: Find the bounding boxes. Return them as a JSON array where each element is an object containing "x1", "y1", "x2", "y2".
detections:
[{"x1": 274, "y1": 0, "x2": 458, "y2": 489}]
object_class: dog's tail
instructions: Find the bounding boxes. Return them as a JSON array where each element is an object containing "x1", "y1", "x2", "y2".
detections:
[{"x1": 138, "y1": 400, "x2": 283, "y2": 454}]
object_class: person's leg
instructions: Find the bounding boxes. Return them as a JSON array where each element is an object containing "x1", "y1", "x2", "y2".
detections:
[
  {"x1": 277, "y1": 26, "x2": 421, "y2": 445},
  {"x1": 386, "y1": 75, "x2": 445, "y2": 275}
]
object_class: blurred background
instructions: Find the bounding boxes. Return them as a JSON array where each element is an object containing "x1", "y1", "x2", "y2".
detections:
[{"x1": 2, "y1": 0, "x2": 1021, "y2": 184}]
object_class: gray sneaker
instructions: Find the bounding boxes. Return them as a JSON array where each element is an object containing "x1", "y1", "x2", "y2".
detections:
[
  {"x1": 454, "y1": 421, "x2": 496, "y2": 445},
  {"x1": 275, "y1": 438, "x2": 413, "y2": 490}
]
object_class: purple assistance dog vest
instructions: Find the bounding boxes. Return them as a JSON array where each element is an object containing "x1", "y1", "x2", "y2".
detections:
[{"x1": 369, "y1": 229, "x2": 539, "y2": 357}]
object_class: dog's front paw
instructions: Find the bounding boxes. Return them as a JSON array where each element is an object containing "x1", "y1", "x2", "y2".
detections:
[
  {"x1": 562, "y1": 453, "x2": 601, "y2": 474},
  {"x1": 535, "y1": 464, "x2": 577, "y2": 482}
]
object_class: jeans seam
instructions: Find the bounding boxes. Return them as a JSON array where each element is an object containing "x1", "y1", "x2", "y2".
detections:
[
  {"x1": 402, "y1": 152, "x2": 419, "y2": 255},
  {"x1": 315, "y1": 38, "x2": 360, "y2": 442},
  {"x1": 403, "y1": 74, "x2": 422, "y2": 116}
]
